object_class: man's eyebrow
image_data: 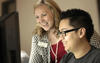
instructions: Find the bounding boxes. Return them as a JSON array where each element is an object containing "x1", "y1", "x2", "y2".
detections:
[{"x1": 60, "y1": 28, "x2": 68, "y2": 31}]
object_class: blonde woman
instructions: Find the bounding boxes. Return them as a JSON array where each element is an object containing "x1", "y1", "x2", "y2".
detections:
[
  {"x1": 29, "y1": 0, "x2": 100, "y2": 63},
  {"x1": 29, "y1": 0, "x2": 66, "y2": 63}
]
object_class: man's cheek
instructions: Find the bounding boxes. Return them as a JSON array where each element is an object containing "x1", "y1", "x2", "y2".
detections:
[{"x1": 65, "y1": 36, "x2": 70, "y2": 40}]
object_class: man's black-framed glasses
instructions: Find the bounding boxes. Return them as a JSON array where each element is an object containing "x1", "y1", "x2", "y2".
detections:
[{"x1": 58, "y1": 28, "x2": 80, "y2": 36}]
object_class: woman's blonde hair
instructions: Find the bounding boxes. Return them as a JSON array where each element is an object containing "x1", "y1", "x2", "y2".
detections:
[{"x1": 33, "y1": 0, "x2": 61, "y2": 37}]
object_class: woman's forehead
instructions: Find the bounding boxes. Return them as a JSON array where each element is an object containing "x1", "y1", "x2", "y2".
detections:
[
  {"x1": 35, "y1": 4, "x2": 49, "y2": 10},
  {"x1": 34, "y1": 4, "x2": 53, "y2": 15}
]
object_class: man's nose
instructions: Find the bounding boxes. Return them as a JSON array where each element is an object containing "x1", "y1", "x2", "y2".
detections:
[{"x1": 59, "y1": 34, "x2": 65, "y2": 40}]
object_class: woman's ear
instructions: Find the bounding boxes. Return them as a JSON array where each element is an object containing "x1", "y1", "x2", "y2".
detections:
[{"x1": 78, "y1": 28, "x2": 86, "y2": 38}]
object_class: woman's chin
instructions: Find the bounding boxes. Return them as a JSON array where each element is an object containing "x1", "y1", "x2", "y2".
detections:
[{"x1": 43, "y1": 28, "x2": 49, "y2": 31}]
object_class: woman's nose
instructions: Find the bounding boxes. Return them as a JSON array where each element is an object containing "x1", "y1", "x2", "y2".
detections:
[{"x1": 38, "y1": 17, "x2": 44, "y2": 23}]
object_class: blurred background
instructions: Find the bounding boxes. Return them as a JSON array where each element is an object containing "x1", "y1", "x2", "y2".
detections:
[{"x1": 0, "y1": 0, "x2": 100, "y2": 56}]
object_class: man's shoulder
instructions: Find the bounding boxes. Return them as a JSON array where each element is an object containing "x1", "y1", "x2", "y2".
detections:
[
  {"x1": 93, "y1": 48, "x2": 100, "y2": 57},
  {"x1": 90, "y1": 48, "x2": 100, "y2": 63},
  {"x1": 91, "y1": 46, "x2": 100, "y2": 55},
  {"x1": 60, "y1": 53, "x2": 74, "y2": 63},
  {"x1": 64, "y1": 53, "x2": 73, "y2": 58},
  {"x1": 86, "y1": 47, "x2": 100, "y2": 63}
]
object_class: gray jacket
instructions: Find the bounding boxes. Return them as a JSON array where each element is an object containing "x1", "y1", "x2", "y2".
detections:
[{"x1": 29, "y1": 34, "x2": 50, "y2": 63}]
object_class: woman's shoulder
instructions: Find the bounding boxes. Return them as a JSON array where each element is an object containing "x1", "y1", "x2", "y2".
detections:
[
  {"x1": 32, "y1": 34, "x2": 40, "y2": 38},
  {"x1": 32, "y1": 34, "x2": 48, "y2": 43},
  {"x1": 32, "y1": 34, "x2": 49, "y2": 48},
  {"x1": 90, "y1": 31, "x2": 100, "y2": 48},
  {"x1": 32, "y1": 34, "x2": 40, "y2": 43},
  {"x1": 32, "y1": 34, "x2": 47, "y2": 39}
]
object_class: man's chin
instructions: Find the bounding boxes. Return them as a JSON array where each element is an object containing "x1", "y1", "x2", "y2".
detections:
[
  {"x1": 65, "y1": 47, "x2": 68, "y2": 51},
  {"x1": 65, "y1": 47, "x2": 70, "y2": 52}
]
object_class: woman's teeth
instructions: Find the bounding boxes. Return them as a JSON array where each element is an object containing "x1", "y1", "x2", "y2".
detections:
[{"x1": 42, "y1": 22, "x2": 48, "y2": 26}]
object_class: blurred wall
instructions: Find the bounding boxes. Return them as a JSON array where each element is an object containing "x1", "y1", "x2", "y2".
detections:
[
  {"x1": 17, "y1": 0, "x2": 37, "y2": 55},
  {"x1": 16, "y1": 0, "x2": 100, "y2": 55}
]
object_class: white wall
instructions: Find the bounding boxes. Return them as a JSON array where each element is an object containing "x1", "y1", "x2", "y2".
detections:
[
  {"x1": 16, "y1": 0, "x2": 100, "y2": 55},
  {"x1": 17, "y1": 0, "x2": 37, "y2": 54}
]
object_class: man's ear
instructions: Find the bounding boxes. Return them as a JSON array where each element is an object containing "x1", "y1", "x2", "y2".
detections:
[{"x1": 78, "y1": 28, "x2": 86, "y2": 38}]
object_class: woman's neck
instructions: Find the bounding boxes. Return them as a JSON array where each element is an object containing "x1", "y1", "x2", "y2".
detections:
[
  {"x1": 48, "y1": 27, "x2": 56, "y2": 34},
  {"x1": 47, "y1": 28, "x2": 59, "y2": 45}
]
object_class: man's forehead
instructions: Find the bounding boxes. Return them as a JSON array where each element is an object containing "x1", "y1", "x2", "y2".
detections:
[{"x1": 59, "y1": 19, "x2": 69, "y2": 29}]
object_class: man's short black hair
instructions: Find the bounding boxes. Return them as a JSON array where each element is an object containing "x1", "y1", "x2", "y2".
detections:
[{"x1": 61, "y1": 9, "x2": 94, "y2": 42}]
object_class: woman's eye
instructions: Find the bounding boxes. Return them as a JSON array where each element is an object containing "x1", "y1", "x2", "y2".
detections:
[
  {"x1": 42, "y1": 13, "x2": 47, "y2": 16},
  {"x1": 35, "y1": 16, "x2": 39, "y2": 19}
]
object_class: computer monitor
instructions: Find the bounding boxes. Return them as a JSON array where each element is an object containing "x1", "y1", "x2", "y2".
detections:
[{"x1": 0, "y1": 11, "x2": 21, "y2": 63}]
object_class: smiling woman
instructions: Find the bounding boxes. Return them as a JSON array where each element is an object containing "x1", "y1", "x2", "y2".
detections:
[
  {"x1": 29, "y1": 0, "x2": 67, "y2": 63},
  {"x1": 34, "y1": 4, "x2": 54, "y2": 31}
]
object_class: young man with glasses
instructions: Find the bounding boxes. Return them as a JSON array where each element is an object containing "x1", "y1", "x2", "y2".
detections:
[{"x1": 59, "y1": 9, "x2": 100, "y2": 63}]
